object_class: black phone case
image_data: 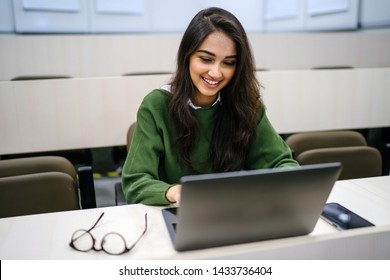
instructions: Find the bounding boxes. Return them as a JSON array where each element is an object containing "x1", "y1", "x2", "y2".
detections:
[{"x1": 321, "y1": 202, "x2": 374, "y2": 230}]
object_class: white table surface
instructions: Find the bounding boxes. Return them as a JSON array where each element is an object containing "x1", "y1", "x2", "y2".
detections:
[{"x1": 1, "y1": 175, "x2": 389, "y2": 260}]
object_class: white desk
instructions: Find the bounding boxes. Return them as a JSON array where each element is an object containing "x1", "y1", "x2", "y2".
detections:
[{"x1": 1, "y1": 176, "x2": 390, "y2": 260}]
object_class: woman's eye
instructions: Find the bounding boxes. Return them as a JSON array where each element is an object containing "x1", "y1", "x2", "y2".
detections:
[
  {"x1": 200, "y1": 57, "x2": 212, "y2": 63},
  {"x1": 224, "y1": 60, "x2": 236, "y2": 66}
]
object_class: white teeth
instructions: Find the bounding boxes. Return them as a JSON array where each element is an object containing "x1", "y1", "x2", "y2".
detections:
[{"x1": 203, "y1": 77, "x2": 219, "y2": 85}]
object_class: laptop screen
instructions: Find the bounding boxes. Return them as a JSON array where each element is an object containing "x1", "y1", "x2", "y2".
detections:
[{"x1": 162, "y1": 162, "x2": 342, "y2": 251}]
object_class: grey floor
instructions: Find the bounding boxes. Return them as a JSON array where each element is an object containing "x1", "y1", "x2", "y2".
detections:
[{"x1": 94, "y1": 176, "x2": 121, "y2": 207}]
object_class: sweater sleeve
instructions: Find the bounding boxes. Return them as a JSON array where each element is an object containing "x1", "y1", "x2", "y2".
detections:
[
  {"x1": 245, "y1": 109, "x2": 299, "y2": 169},
  {"x1": 121, "y1": 92, "x2": 172, "y2": 205}
]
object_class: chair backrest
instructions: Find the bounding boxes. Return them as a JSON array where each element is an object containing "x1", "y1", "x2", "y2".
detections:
[
  {"x1": 118, "y1": 122, "x2": 137, "y2": 205},
  {"x1": 0, "y1": 156, "x2": 77, "y2": 181},
  {"x1": 285, "y1": 130, "x2": 367, "y2": 158},
  {"x1": 296, "y1": 146, "x2": 382, "y2": 180},
  {"x1": 0, "y1": 156, "x2": 96, "y2": 217},
  {"x1": 126, "y1": 122, "x2": 137, "y2": 152},
  {"x1": 0, "y1": 172, "x2": 79, "y2": 218}
]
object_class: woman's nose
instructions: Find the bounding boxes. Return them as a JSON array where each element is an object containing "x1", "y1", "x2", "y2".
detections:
[{"x1": 208, "y1": 64, "x2": 222, "y2": 80}]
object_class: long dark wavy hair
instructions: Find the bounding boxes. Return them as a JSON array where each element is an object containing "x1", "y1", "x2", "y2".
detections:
[{"x1": 168, "y1": 7, "x2": 263, "y2": 172}]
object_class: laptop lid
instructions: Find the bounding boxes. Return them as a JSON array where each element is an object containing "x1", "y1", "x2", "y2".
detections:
[{"x1": 162, "y1": 162, "x2": 342, "y2": 251}]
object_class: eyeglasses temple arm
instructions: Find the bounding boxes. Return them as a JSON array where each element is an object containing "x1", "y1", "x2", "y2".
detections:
[
  {"x1": 126, "y1": 213, "x2": 148, "y2": 251},
  {"x1": 86, "y1": 212, "x2": 105, "y2": 232}
]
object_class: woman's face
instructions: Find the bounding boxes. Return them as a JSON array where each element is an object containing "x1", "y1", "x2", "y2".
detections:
[{"x1": 189, "y1": 31, "x2": 237, "y2": 107}]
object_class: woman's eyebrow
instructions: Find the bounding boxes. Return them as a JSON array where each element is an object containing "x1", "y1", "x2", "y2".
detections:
[{"x1": 197, "y1": 50, "x2": 237, "y2": 59}]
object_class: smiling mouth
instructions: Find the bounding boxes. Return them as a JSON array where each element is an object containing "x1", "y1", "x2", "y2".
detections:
[{"x1": 202, "y1": 77, "x2": 220, "y2": 86}]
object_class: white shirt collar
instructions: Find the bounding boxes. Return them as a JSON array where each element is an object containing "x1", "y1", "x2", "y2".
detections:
[
  {"x1": 160, "y1": 84, "x2": 221, "y2": 110},
  {"x1": 160, "y1": 84, "x2": 171, "y2": 92},
  {"x1": 187, "y1": 93, "x2": 221, "y2": 109}
]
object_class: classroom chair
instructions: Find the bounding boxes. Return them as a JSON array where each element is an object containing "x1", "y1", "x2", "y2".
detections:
[
  {"x1": 126, "y1": 122, "x2": 137, "y2": 152},
  {"x1": 0, "y1": 156, "x2": 96, "y2": 218},
  {"x1": 285, "y1": 130, "x2": 367, "y2": 158},
  {"x1": 115, "y1": 122, "x2": 137, "y2": 205},
  {"x1": 285, "y1": 130, "x2": 382, "y2": 180}
]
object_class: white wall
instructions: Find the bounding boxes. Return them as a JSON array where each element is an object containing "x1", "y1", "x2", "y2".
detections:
[{"x1": 1, "y1": 0, "x2": 389, "y2": 34}]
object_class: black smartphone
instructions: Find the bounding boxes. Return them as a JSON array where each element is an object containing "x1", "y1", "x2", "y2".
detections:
[{"x1": 321, "y1": 202, "x2": 375, "y2": 230}]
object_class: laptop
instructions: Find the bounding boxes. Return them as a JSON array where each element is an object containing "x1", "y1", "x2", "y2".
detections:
[{"x1": 162, "y1": 162, "x2": 342, "y2": 251}]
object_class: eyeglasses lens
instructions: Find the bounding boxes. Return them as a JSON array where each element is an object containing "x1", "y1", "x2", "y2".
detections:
[
  {"x1": 102, "y1": 232, "x2": 126, "y2": 255},
  {"x1": 71, "y1": 230, "x2": 94, "y2": 252}
]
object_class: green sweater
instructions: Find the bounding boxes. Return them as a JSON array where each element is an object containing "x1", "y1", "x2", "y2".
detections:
[{"x1": 122, "y1": 89, "x2": 298, "y2": 205}]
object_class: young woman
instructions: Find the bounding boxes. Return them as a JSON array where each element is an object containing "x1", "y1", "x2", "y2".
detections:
[{"x1": 122, "y1": 7, "x2": 298, "y2": 205}]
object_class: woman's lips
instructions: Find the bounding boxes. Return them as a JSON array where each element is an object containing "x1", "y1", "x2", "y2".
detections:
[{"x1": 202, "y1": 77, "x2": 220, "y2": 87}]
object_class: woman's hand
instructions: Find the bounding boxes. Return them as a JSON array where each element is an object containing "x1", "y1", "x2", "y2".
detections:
[{"x1": 166, "y1": 184, "x2": 182, "y2": 204}]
